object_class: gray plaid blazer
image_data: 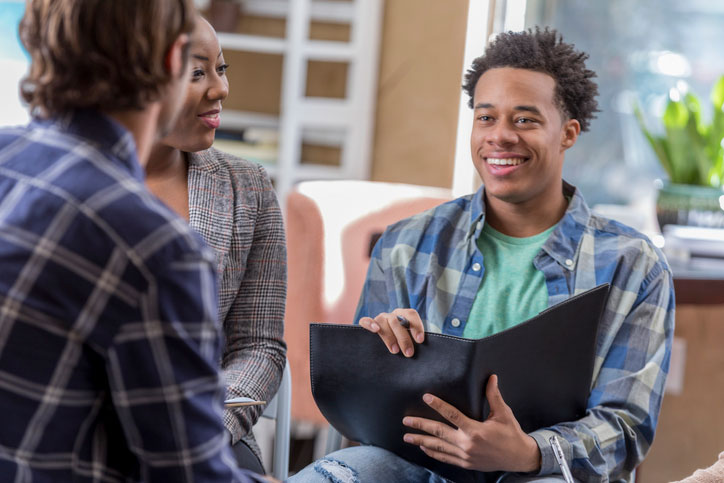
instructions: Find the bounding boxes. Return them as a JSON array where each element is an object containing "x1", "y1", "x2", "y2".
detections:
[{"x1": 188, "y1": 147, "x2": 287, "y2": 463}]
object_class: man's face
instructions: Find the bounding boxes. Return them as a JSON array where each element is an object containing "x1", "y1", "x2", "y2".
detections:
[{"x1": 470, "y1": 67, "x2": 579, "y2": 209}]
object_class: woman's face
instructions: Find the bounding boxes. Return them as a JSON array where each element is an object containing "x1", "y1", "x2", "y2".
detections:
[{"x1": 162, "y1": 19, "x2": 229, "y2": 153}]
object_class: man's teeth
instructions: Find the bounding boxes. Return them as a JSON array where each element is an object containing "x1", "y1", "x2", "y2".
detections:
[{"x1": 486, "y1": 157, "x2": 526, "y2": 166}]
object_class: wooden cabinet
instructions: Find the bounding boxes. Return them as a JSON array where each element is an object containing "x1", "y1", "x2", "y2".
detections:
[{"x1": 638, "y1": 281, "x2": 724, "y2": 482}]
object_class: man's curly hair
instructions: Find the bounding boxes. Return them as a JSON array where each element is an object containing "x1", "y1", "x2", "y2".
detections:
[{"x1": 462, "y1": 27, "x2": 599, "y2": 132}]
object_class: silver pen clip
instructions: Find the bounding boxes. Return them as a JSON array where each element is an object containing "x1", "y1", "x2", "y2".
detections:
[{"x1": 549, "y1": 435, "x2": 575, "y2": 483}]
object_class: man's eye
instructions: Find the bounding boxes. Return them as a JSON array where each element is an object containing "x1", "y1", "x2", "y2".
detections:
[
  {"x1": 516, "y1": 117, "x2": 534, "y2": 123},
  {"x1": 478, "y1": 115, "x2": 492, "y2": 121}
]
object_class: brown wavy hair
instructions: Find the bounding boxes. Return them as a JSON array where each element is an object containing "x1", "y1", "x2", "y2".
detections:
[
  {"x1": 19, "y1": 0, "x2": 196, "y2": 118},
  {"x1": 462, "y1": 27, "x2": 599, "y2": 132}
]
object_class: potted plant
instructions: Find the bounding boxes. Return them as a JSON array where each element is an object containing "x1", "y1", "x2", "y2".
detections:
[{"x1": 635, "y1": 75, "x2": 724, "y2": 229}]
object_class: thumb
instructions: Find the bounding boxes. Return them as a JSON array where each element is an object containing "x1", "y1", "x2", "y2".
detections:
[{"x1": 485, "y1": 374, "x2": 509, "y2": 417}]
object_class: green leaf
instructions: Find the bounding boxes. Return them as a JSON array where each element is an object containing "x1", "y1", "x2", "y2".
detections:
[
  {"x1": 662, "y1": 97, "x2": 688, "y2": 128},
  {"x1": 661, "y1": 93, "x2": 714, "y2": 185},
  {"x1": 665, "y1": 124, "x2": 698, "y2": 184},
  {"x1": 709, "y1": 145, "x2": 724, "y2": 187},
  {"x1": 711, "y1": 75, "x2": 724, "y2": 110},
  {"x1": 635, "y1": 80, "x2": 724, "y2": 188},
  {"x1": 633, "y1": 103, "x2": 674, "y2": 179},
  {"x1": 683, "y1": 92, "x2": 703, "y2": 134},
  {"x1": 683, "y1": 100, "x2": 711, "y2": 184},
  {"x1": 709, "y1": 76, "x2": 724, "y2": 167}
]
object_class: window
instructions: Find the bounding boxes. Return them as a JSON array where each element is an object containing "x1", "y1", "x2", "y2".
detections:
[
  {"x1": 522, "y1": 0, "x2": 724, "y2": 205},
  {"x1": 0, "y1": 1, "x2": 29, "y2": 127}
]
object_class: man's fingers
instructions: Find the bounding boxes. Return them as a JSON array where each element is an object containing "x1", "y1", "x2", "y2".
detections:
[
  {"x1": 402, "y1": 431, "x2": 466, "y2": 461},
  {"x1": 358, "y1": 317, "x2": 379, "y2": 332},
  {"x1": 359, "y1": 310, "x2": 425, "y2": 357},
  {"x1": 422, "y1": 393, "x2": 470, "y2": 431},
  {"x1": 485, "y1": 374, "x2": 511, "y2": 418},
  {"x1": 377, "y1": 313, "x2": 407, "y2": 354},
  {"x1": 418, "y1": 444, "x2": 471, "y2": 469},
  {"x1": 389, "y1": 309, "x2": 424, "y2": 357},
  {"x1": 402, "y1": 416, "x2": 457, "y2": 443},
  {"x1": 398, "y1": 308, "x2": 425, "y2": 344},
  {"x1": 359, "y1": 314, "x2": 400, "y2": 353},
  {"x1": 388, "y1": 313, "x2": 417, "y2": 357}
]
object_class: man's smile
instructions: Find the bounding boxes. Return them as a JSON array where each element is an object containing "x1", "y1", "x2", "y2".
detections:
[{"x1": 485, "y1": 157, "x2": 528, "y2": 166}]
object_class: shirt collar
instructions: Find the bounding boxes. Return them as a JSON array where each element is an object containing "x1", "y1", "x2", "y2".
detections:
[
  {"x1": 467, "y1": 184, "x2": 487, "y2": 239},
  {"x1": 32, "y1": 110, "x2": 143, "y2": 182},
  {"x1": 467, "y1": 180, "x2": 590, "y2": 270},
  {"x1": 541, "y1": 181, "x2": 590, "y2": 271}
]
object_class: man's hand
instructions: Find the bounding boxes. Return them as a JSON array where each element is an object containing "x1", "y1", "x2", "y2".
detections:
[
  {"x1": 402, "y1": 374, "x2": 541, "y2": 473},
  {"x1": 358, "y1": 309, "x2": 425, "y2": 357}
]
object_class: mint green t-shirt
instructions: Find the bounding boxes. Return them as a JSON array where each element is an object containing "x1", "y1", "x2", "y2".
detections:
[{"x1": 463, "y1": 222, "x2": 556, "y2": 339}]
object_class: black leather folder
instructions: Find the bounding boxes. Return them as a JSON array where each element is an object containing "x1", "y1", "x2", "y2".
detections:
[{"x1": 310, "y1": 284, "x2": 609, "y2": 482}]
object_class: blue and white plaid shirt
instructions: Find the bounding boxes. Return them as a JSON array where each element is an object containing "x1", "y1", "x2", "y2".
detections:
[
  {"x1": 0, "y1": 111, "x2": 253, "y2": 482},
  {"x1": 355, "y1": 182, "x2": 675, "y2": 482}
]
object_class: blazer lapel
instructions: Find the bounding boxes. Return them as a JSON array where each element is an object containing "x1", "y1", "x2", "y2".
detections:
[{"x1": 187, "y1": 150, "x2": 233, "y2": 276}]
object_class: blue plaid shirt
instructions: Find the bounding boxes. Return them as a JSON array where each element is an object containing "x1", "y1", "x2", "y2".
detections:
[
  {"x1": 0, "y1": 111, "x2": 254, "y2": 482},
  {"x1": 355, "y1": 182, "x2": 675, "y2": 482}
]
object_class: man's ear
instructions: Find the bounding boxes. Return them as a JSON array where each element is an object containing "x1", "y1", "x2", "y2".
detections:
[
  {"x1": 560, "y1": 118, "x2": 581, "y2": 150},
  {"x1": 164, "y1": 33, "x2": 190, "y2": 79}
]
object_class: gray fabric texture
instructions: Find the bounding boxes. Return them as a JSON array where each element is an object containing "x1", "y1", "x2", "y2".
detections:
[{"x1": 188, "y1": 147, "x2": 288, "y2": 463}]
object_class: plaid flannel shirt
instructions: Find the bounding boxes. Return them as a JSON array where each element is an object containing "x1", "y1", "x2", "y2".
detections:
[
  {"x1": 355, "y1": 182, "x2": 675, "y2": 482},
  {"x1": 0, "y1": 111, "x2": 253, "y2": 482}
]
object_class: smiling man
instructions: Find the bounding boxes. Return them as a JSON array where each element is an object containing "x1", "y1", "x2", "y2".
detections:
[{"x1": 290, "y1": 28, "x2": 675, "y2": 483}]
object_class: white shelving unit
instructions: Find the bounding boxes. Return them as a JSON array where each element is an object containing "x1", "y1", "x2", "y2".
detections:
[{"x1": 214, "y1": 0, "x2": 385, "y2": 204}]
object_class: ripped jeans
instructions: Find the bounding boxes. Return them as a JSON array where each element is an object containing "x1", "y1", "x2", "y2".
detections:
[
  {"x1": 288, "y1": 446, "x2": 450, "y2": 483},
  {"x1": 288, "y1": 446, "x2": 569, "y2": 483}
]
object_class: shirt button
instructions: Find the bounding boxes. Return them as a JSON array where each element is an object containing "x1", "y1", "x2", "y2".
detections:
[
  {"x1": 472, "y1": 262, "x2": 481, "y2": 272},
  {"x1": 477, "y1": 221, "x2": 483, "y2": 231},
  {"x1": 565, "y1": 259, "x2": 574, "y2": 267},
  {"x1": 451, "y1": 318, "x2": 461, "y2": 327}
]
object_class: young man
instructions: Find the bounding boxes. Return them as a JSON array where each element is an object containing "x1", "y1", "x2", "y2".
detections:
[
  {"x1": 0, "y1": 1, "x2": 259, "y2": 481},
  {"x1": 292, "y1": 29, "x2": 674, "y2": 482}
]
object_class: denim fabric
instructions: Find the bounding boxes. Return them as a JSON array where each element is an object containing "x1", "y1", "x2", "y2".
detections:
[
  {"x1": 289, "y1": 446, "x2": 452, "y2": 483},
  {"x1": 288, "y1": 446, "x2": 571, "y2": 483}
]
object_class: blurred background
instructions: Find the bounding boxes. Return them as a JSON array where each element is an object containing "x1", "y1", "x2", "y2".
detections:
[{"x1": 2, "y1": 0, "x2": 723, "y2": 480}]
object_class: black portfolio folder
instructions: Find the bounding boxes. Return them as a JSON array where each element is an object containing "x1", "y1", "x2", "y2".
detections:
[{"x1": 310, "y1": 284, "x2": 609, "y2": 482}]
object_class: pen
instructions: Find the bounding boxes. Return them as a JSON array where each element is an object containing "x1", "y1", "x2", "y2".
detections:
[
  {"x1": 396, "y1": 315, "x2": 410, "y2": 328},
  {"x1": 225, "y1": 400, "x2": 266, "y2": 408},
  {"x1": 549, "y1": 435, "x2": 574, "y2": 483}
]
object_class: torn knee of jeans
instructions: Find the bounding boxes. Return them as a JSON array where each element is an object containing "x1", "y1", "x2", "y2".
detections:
[{"x1": 313, "y1": 457, "x2": 360, "y2": 483}]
